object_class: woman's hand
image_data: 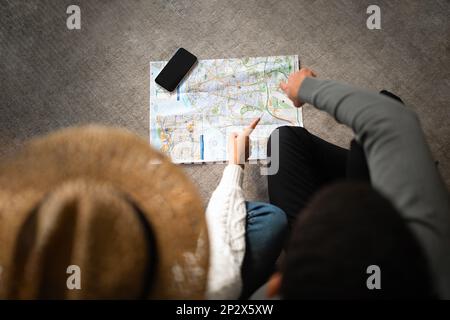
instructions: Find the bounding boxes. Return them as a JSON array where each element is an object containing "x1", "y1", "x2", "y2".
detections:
[
  {"x1": 279, "y1": 68, "x2": 317, "y2": 107},
  {"x1": 228, "y1": 118, "x2": 260, "y2": 167}
]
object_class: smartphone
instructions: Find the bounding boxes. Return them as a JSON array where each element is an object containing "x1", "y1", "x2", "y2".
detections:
[{"x1": 155, "y1": 48, "x2": 198, "y2": 92}]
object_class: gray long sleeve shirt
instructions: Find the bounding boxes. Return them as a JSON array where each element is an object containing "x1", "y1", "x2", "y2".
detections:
[{"x1": 298, "y1": 78, "x2": 450, "y2": 299}]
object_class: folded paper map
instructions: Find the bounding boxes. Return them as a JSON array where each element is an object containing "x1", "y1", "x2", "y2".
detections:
[{"x1": 150, "y1": 55, "x2": 302, "y2": 163}]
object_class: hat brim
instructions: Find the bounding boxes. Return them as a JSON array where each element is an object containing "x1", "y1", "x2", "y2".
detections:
[{"x1": 0, "y1": 125, "x2": 209, "y2": 299}]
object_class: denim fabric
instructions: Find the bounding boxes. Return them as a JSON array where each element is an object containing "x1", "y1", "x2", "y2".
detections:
[{"x1": 240, "y1": 201, "x2": 288, "y2": 299}]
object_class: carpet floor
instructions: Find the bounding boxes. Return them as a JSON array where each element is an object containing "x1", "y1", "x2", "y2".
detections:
[{"x1": 1, "y1": 0, "x2": 449, "y2": 204}]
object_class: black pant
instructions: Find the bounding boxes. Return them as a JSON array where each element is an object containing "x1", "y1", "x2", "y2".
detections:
[
  {"x1": 267, "y1": 126, "x2": 370, "y2": 225},
  {"x1": 267, "y1": 90, "x2": 403, "y2": 225}
]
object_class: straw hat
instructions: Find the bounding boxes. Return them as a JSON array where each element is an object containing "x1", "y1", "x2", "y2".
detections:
[{"x1": 0, "y1": 125, "x2": 208, "y2": 299}]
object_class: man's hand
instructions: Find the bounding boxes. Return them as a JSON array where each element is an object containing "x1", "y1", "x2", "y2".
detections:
[
  {"x1": 228, "y1": 118, "x2": 260, "y2": 167},
  {"x1": 279, "y1": 68, "x2": 317, "y2": 107}
]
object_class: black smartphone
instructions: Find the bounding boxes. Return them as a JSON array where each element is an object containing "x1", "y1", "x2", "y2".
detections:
[{"x1": 155, "y1": 48, "x2": 198, "y2": 92}]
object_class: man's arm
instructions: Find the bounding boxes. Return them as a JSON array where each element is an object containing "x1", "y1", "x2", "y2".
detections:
[{"x1": 297, "y1": 76, "x2": 450, "y2": 298}]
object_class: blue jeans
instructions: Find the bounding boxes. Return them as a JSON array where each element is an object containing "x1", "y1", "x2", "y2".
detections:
[{"x1": 240, "y1": 201, "x2": 288, "y2": 299}]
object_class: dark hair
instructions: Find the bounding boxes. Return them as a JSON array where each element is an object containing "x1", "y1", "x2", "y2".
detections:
[{"x1": 281, "y1": 182, "x2": 435, "y2": 299}]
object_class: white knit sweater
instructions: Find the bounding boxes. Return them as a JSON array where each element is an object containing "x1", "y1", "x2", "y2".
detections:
[{"x1": 205, "y1": 164, "x2": 246, "y2": 299}]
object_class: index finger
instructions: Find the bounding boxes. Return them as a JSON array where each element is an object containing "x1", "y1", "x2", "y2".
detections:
[
  {"x1": 244, "y1": 117, "x2": 260, "y2": 135},
  {"x1": 279, "y1": 81, "x2": 288, "y2": 93}
]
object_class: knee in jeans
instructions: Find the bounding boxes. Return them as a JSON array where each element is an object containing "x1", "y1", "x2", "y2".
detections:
[{"x1": 263, "y1": 204, "x2": 288, "y2": 236}]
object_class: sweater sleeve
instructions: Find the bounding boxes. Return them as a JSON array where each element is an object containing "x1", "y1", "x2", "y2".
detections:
[
  {"x1": 205, "y1": 164, "x2": 246, "y2": 299},
  {"x1": 298, "y1": 77, "x2": 450, "y2": 298}
]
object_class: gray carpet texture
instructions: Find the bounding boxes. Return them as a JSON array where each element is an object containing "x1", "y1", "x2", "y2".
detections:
[{"x1": 1, "y1": 0, "x2": 449, "y2": 205}]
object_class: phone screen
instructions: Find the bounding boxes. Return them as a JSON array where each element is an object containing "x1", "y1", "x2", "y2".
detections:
[{"x1": 155, "y1": 48, "x2": 197, "y2": 92}]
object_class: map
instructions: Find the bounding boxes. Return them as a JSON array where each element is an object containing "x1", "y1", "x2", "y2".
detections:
[{"x1": 150, "y1": 55, "x2": 302, "y2": 163}]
